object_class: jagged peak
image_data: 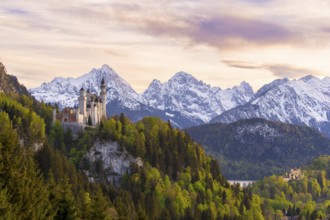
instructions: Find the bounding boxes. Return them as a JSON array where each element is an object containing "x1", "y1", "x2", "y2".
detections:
[
  {"x1": 299, "y1": 75, "x2": 318, "y2": 82},
  {"x1": 143, "y1": 79, "x2": 163, "y2": 93},
  {"x1": 253, "y1": 77, "x2": 289, "y2": 99},
  {"x1": 90, "y1": 64, "x2": 116, "y2": 75},
  {"x1": 239, "y1": 81, "x2": 250, "y2": 86},
  {"x1": 150, "y1": 79, "x2": 162, "y2": 85},
  {"x1": 168, "y1": 71, "x2": 204, "y2": 87},
  {"x1": 51, "y1": 77, "x2": 66, "y2": 83},
  {"x1": 170, "y1": 71, "x2": 197, "y2": 81},
  {"x1": 239, "y1": 81, "x2": 253, "y2": 90},
  {"x1": 101, "y1": 64, "x2": 113, "y2": 72}
]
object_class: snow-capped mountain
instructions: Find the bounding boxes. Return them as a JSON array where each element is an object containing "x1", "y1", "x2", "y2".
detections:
[
  {"x1": 211, "y1": 75, "x2": 330, "y2": 137},
  {"x1": 142, "y1": 72, "x2": 254, "y2": 123},
  {"x1": 30, "y1": 64, "x2": 141, "y2": 110},
  {"x1": 30, "y1": 65, "x2": 254, "y2": 128}
]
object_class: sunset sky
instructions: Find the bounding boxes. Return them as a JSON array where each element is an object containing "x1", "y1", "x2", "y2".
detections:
[{"x1": 1, "y1": 0, "x2": 330, "y2": 92}]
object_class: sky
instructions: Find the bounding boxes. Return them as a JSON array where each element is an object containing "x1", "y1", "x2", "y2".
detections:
[{"x1": 1, "y1": 0, "x2": 330, "y2": 93}]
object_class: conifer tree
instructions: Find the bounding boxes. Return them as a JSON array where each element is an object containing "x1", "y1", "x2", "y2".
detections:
[
  {"x1": 90, "y1": 187, "x2": 111, "y2": 220},
  {"x1": 0, "y1": 112, "x2": 54, "y2": 219}
]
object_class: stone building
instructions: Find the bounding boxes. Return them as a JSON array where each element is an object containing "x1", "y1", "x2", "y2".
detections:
[
  {"x1": 283, "y1": 168, "x2": 303, "y2": 182},
  {"x1": 53, "y1": 78, "x2": 107, "y2": 126}
]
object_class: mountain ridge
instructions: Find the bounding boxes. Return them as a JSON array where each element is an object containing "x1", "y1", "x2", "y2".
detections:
[
  {"x1": 30, "y1": 64, "x2": 254, "y2": 128},
  {"x1": 211, "y1": 75, "x2": 330, "y2": 137},
  {"x1": 186, "y1": 118, "x2": 330, "y2": 179},
  {"x1": 29, "y1": 64, "x2": 330, "y2": 134}
]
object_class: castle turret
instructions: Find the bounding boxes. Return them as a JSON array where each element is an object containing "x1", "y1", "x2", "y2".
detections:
[
  {"x1": 78, "y1": 87, "x2": 86, "y2": 116},
  {"x1": 100, "y1": 77, "x2": 107, "y2": 118},
  {"x1": 52, "y1": 109, "x2": 57, "y2": 124}
]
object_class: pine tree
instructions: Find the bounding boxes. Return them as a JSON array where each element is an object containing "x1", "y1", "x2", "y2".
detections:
[
  {"x1": 0, "y1": 188, "x2": 15, "y2": 219},
  {"x1": 54, "y1": 179, "x2": 78, "y2": 220},
  {"x1": 0, "y1": 112, "x2": 54, "y2": 219},
  {"x1": 90, "y1": 187, "x2": 110, "y2": 220},
  {"x1": 49, "y1": 120, "x2": 65, "y2": 152}
]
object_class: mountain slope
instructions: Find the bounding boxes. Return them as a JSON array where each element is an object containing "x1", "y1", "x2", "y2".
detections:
[
  {"x1": 77, "y1": 116, "x2": 264, "y2": 219},
  {"x1": 142, "y1": 72, "x2": 254, "y2": 123},
  {"x1": 0, "y1": 62, "x2": 29, "y2": 95},
  {"x1": 211, "y1": 76, "x2": 330, "y2": 137},
  {"x1": 186, "y1": 118, "x2": 330, "y2": 179}
]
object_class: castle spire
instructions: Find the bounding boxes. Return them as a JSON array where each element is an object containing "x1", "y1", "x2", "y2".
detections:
[{"x1": 100, "y1": 77, "x2": 107, "y2": 119}]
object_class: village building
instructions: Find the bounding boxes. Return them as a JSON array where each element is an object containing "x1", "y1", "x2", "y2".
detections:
[
  {"x1": 53, "y1": 78, "x2": 107, "y2": 127},
  {"x1": 283, "y1": 168, "x2": 303, "y2": 182}
]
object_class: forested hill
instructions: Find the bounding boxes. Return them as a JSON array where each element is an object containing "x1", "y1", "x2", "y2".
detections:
[
  {"x1": 68, "y1": 115, "x2": 265, "y2": 219},
  {"x1": 252, "y1": 156, "x2": 330, "y2": 219},
  {"x1": 0, "y1": 93, "x2": 264, "y2": 219},
  {"x1": 185, "y1": 118, "x2": 330, "y2": 180},
  {"x1": 0, "y1": 62, "x2": 29, "y2": 95},
  {"x1": 0, "y1": 62, "x2": 53, "y2": 132}
]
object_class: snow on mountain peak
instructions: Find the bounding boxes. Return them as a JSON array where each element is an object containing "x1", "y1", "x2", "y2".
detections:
[
  {"x1": 30, "y1": 64, "x2": 255, "y2": 126},
  {"x1": 101, "y1": 64, "x2": 112, "y2": 71},
  {"x1": 168, "y1": 71, "x2": 202, "y2": 86},
  {"x1": 299, "y1": 75, "x2": 318, "y2": 82},
  {"x1": 142, "y1": 72, "x2": 254, "y2": 123},
  {"x1": 253, "y1": 77, "x2": 289, "y2": 100},
  {"x1": 172, "y1": 71, "x2": 194, "y2": 79},
  {"x1": 30, "y1": 65, "x2": 141, "y2": 110},
  {"x1": 211, "y1": 75, "x2": 330, "y2": 137}
]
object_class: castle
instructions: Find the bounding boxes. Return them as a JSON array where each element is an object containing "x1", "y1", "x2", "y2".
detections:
[
  {"x1": 53, "y1": 78, "x2": 107, "y2": 126},
  {"x1": 283, "y1": 168, "x2": 303, "y2": 182}
]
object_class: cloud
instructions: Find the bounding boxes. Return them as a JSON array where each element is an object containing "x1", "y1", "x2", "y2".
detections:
[
  {"x1": 223, "y1": 60, "x2": 319, "y2": 78},
  {"x1": 222, "y1": 60, "x2": 261, "y2": 69},
  {"x1": 103, "y1": 0, "x2": 330, "y2": 51},
  {"x1": 240, "y1": 0, "x2": 272, "y2": 5},
  {"x1": 5, "y1": 8, "x2": 30, "y2": 16},
  {"x1": 113, "y1": 14, "x2": 296, "y2": 50},
  {"x1": 3, "y1": 1, "x2": 330, "y2": 51},
  {"x1": 266, "y1": 64, "x2": 318, "y2": 78}
]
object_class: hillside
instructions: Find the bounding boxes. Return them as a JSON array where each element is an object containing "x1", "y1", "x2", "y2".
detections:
[
  {"x1": 252, "y1": 156, "x2": 330, "y2": 219},
  {"x1": 186, "y1": 118, "x2": 330, "y2": 179},
  {"x1": 0, "y1": 92, "x2": 264, "y2": 219},
  {"x1": 0, "y1": 62, "x2": 29, "y2": 95}
]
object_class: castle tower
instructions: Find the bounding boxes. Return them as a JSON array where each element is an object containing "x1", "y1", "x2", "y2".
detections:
[
  {"x1": 52, "y1": 109, "x2": 57, "y2": 124},
  {"x1": 78, "y1": 87, "x2": 86, "y2": 116},
  {"x1": 100, "y1": 77, "x2": 107, "y2": 118},
  {"x1": 90, "y1": 96, "x2": 96, "y2": 126}
]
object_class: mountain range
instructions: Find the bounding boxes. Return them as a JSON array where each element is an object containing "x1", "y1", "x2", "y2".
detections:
[
  {"x1": 30, "y1": 64, "x2": 330, "y2": 137},
  {"x1": 211, "y1": 75, "x2": 330, "y2": 137},
  {"x1": 30, "y1": 64, "x2": 254, "y2": 128}
]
